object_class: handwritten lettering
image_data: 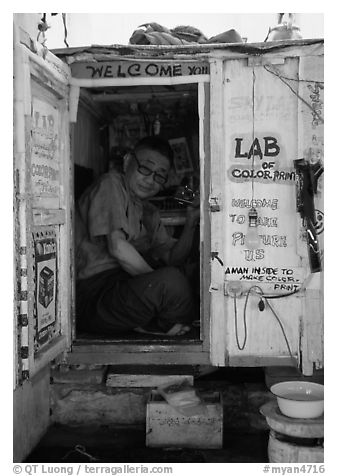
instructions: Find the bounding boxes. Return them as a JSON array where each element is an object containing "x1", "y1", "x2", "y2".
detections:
[
  {"x1": 231, "y1": 198, "x2": 279, "y2": 210},
  {"x1": 228, "y1": 95, "x2": 294, "y2": 122},
  {"x1": 187, "y1": 65, "x2": 209, "y2": 75},
  {"x1": 225, "y1": 266, "x2": 302, "y2": 289},
  {"x1": 228, "y1": 166, "x2": 296, "y2": 183},
  {"x1": 229, "y1": 95, "x2": 287, "y2": 112},
  {"x1": 235, "y1": 136, "x2": 280, "y2": 160},
  {"x1": 80, "y1": 62, "x2": 209, "y2": 79},
  {"x1": 229, "y1": 214, "x2": 278, "y2": 227},
  {"x1": 243, "y1": 249, "x2": 265, "y2": 261},
  {"x1": 273, "y1": 283, "x2": 301, "y2": 291},
  {"x1": 232, "y1": 232, "x2": 287, "y2": 247},
  {"x1": 31, "y1": 163, "x2": 59, "y2": 181},
  {"x1": 225, "y1": 267, "x2": 249, "y2": 274},
  {"x1": 307, "y1": 83, "x2": 324, "y2": 128}
]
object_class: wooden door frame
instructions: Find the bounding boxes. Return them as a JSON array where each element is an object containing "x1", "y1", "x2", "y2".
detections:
[
  {"x1": 14, "y1": 37, "x2": 72, "y2": 380},
  {"x1": 68, "y1": 73, "x2": 213, "y2": 366}
]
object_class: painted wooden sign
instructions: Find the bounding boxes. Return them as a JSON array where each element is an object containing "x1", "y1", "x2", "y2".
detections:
[
  {"x1": 31, "y1": 97, "x2": 60, "y2": 209},
  {"x1": 222, "y1": 58, "x2": 304, "y2": 293},
  {"x1": 33, "y1": 229, "x2": 58, "y2": 351},
  {"x1": 71, "y1": 60, "x2": 209, "y2": 79}
]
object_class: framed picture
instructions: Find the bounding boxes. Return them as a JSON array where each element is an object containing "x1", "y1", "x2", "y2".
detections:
[{"x1": 169, "y1": 137, "x2": 194, "y2": 174}]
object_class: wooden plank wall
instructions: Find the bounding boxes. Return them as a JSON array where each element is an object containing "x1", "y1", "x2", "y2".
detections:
[
  {"x1": 224, "y1": 57, "x2": 301, "y2": 363},
  {"x1": 206, "y1": 52, "x2": 322, "y2": 369},
  {"x1": 73, "y1": 101, "x2": 107, "y2": 178},
  {"x1": 205, "y1": 49, "x2": 323, "y2": 373},
  {"x1": 297, "y1": 54, "x2": 324, "y2": 374}
]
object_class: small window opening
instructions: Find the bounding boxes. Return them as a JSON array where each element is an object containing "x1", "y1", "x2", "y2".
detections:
[{"x1": 73, "y1": 83, "x2": 201, "y2": 343}]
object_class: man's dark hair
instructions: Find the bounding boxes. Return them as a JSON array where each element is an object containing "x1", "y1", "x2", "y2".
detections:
[{"x1": 135, "y1": 136, "x2": 174, "y2": 168}]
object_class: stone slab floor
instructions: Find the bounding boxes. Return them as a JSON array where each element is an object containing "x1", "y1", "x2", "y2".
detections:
[
  {"x1": 25, "y1": 366, "x2": 323, "y2": 463},
  {"x1": 25, "y1": 424, "x2": 269, "y2": 463}
]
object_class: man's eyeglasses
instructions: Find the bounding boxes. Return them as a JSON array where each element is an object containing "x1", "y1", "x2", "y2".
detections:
[{"x1": 132, "y1": 153, "x2": 168, "y2": 185}]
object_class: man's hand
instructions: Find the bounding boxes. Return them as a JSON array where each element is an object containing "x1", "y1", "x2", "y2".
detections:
[
  {"x1": 166, "y1": 196, "x2": 199, "y2": 266},
  {"x1": 185, "y1": 196, "x2": 200, "y2": 229}
]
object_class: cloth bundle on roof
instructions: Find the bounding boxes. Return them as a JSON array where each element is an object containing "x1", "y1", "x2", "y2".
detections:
[
  {"x1": 170, "y1": 25, "x2": 208, "y2": 43},
  {"x1": 207, "y1": 29, "x2": 243, "y2": 44},
  {"x1": 129, "y1": 22, "x2": 242, "y2": 45}
]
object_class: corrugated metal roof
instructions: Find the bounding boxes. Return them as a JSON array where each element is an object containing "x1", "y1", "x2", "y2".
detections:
[{"x1": 51, "y1": 38, "x2": 323, "y2": 63}]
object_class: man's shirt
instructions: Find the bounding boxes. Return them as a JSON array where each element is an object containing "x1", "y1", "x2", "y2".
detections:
[{"x1": 76, "y1": 171, "x2": 175, "y2": 279}]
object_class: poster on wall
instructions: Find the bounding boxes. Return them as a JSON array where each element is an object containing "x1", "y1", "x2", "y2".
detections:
[
  {"x1": 33, "y1": 230, "x2": 58, "y2": 351},
  {"x1": 31, "y1": 97, "x2": 60, "y2": 209}
]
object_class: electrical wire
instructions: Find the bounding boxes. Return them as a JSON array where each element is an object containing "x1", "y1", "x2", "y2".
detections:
[
  {"x1": 259, "y1": 289, "x2": 300, "y2": 299},
  {"x1": 233, "y1": 286, "x2": 259, "y2": 350},
  {"x1": 265, "y1": 297, "x2": 296, "y2": 364},
  {"x1": 264, "y1": 66, "x2": 324, "y2": 84},
  {"x1": 248, "y1": 284, "x2": 300, "y2": 299},
  {"x1": 251, "y1": 68, "x2": 256, "y2": 202},
  {"x1": 263, "y1": 64, "x2": 324, "y2": 124},
  {"x1": 62, "y1": 13, "x2": 69, "y2": 47},
  {"x1": 234, "y1": 292, "x2": 246, "y2": 350},
  {"x1": 61, "y1": 444, "x2": 99, "y2": 462},
  {"x1": 233, "y1": 285, "x2": 297, "y2": 365},
  {"x1": 252, "y1": 267, "x2": 318, "y2": 299},
  {"x1": 37, "y1": 13, "x2": 48, "y2": 43}
]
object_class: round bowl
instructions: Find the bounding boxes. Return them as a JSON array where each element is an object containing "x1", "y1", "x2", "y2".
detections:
[{"x1": 270, "y1": 381, "x2": 324, "y2": 419}]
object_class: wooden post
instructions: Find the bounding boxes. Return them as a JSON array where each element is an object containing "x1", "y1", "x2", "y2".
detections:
[
  {"x1": 209, "y1": 58, "x2": 226, "y2": 366},
  {"x1": 297, "y1": 55, "x2": 324, "y2": 375}
]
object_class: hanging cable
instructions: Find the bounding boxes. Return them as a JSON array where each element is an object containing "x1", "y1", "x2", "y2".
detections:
[
  {"x1": 234, "y1": 292, "x2": 246, "y2": 350},
  {"x1": 233, "y1": 286, "x2": 261, "y2": 350},
  {"x1": 235, "y1": 267, "x2": 315, "y2": 301},
  {"x1": 234, "y1": 285, "x2": 297, "y2": 365},
  {"x1": 263, "y1": 64, "x2": 324, "y2": 124},
  {"x1": 61, "y1": 444, "x2": 99, "y2": 462},
  {"x1": 62, "y1": 13, "x2": 69, "y2": 47},
  {"x1": 37, "y1": 13, "x2": 49, "y2": 43},
  {"x1": 244, "y1": 67, "x2": 262, "y2": 250},
  {"x1": 263, "y1": 67, "x2": 324, "y2": 84},
  {"x1": 251, "y1": 67, "x2": 256, "y2": 201},
  {"x1": 265, "y1": 297, "x2": 296, "y2": 364},
  {"x1": 259, "y1": 289, "x2": 300, "y2": 299}
]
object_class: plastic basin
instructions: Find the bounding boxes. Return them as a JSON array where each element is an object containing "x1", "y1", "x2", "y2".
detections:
[{"x1": 270, "y1": 381, "x2": 324, "y2": 419}]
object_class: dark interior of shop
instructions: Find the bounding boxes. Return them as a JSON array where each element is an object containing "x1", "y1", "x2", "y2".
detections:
[{"x1": 74, "y1": 83, "x2": 202, "y2": 342}]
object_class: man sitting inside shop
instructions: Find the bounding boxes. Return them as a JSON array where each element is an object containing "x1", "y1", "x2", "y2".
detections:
[{"x1": 75, "y1": 136, "x2": 199, "y2": 336}]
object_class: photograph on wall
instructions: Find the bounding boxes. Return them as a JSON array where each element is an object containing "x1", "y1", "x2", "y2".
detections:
[
  {"x1": 169, "y1": 137, "x2": 194, "y2": 174},
  {"x1": 33, "y1": 232, "x2": 57, "y2": 349}
]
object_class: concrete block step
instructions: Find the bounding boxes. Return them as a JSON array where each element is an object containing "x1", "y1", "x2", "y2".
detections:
[
  {"x1": 50, "y1": 364, "x2": 215, "y2": 387},
  {"x1": 51, "y1": 364, "x2": 106, "y2": 385},
  {"x1": 106, "y1": 365, "x2": 194, "y2": 387},
  {"x1": 51, "y1": 385, "x2": 150, "y2": 426},
  {"x1": 50, "y1": 380, "x2": 273, "y2": 431}
]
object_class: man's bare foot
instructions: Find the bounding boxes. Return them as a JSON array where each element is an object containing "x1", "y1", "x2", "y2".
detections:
[
  {"x1": 165, "y1": 323, "x2": 191, "y2": 336},
  {"x1": 134, "y1": 323, "x2": 191, "y2": 336}
]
